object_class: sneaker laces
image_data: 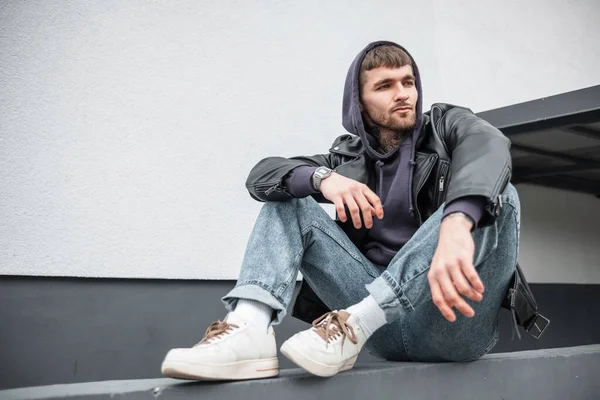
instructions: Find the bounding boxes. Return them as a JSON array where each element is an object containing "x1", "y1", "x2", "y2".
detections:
[
  {"x1": 312, "y1": 311, "x2": 358, "y2": 348},
  {"x1": 195, "y1": 320, "x2": 239, "y2": 346}
]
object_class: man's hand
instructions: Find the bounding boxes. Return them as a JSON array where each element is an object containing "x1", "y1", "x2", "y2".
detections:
[
  {"x1": 428, "y1": 213, "x2": 485, "y2": 322},
  {"x1": 319, "y1": 172, "x2": 384, "y2": 229}
]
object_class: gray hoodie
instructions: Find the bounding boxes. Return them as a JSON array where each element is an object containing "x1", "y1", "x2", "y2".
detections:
[{"x1": 284, "y1": 41, "x2": 484, "y2": 266}]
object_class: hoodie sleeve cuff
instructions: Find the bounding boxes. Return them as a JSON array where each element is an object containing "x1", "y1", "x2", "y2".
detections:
[
  {"x1": 443, "y1": 196, "x2": 486, "y2": 230},
  {"x1": 282, "y1": 166, "x2": 318, "y2": 198}
]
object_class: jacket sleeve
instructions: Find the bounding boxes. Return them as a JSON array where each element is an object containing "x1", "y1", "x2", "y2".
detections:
[
  {"x1": 245, "y1": 135, "x2": 349, "y2": 202},
  {"x1": 442, "y1": 106, "x2": 512, "y2": 227}
]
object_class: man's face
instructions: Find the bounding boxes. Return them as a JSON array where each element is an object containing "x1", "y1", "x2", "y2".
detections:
[{"x1": 360, "y1": 65, "x2": 418, "y2": 133}]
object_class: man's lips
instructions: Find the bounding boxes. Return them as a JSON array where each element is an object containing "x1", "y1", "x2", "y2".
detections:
[{"x1": 392, "y1": 106, "x2": 412, "y2": 112}]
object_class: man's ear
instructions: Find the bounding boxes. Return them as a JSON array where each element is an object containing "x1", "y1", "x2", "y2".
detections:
[{"x1": 359, "y1": 102, "x2": 364, "y2": 112}]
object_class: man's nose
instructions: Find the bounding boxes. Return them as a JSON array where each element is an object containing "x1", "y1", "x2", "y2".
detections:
[{"x1": 393, "y1": 86, "x2": 409, "y2": 102}]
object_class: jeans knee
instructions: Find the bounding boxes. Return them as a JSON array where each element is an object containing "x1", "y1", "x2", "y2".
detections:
[
  {"x1": 260, "y1": 197, "x2": 331, "y2": 231},
  {"x1": 502, "y1": 184, "x2": 520, "y2": 211},
  {"x1": 264, "y1": 196, "x2": 317, "y2": 210},
  {"x1": 261, "y1": 197, "x2": 303, "y2": 216}
]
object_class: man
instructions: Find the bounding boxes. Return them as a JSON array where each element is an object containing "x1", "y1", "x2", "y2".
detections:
[{"x1": 161, "y1": 40, "x2": 518, "y2": 379}]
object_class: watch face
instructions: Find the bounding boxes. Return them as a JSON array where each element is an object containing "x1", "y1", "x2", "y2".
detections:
[{"x1": 316, "y1": 167, "x2": 330, "y2": 175}]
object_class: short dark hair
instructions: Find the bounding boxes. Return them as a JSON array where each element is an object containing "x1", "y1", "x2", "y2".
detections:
[{"x1": 359, "y1": 45, "x2": 412, "y2": 89}]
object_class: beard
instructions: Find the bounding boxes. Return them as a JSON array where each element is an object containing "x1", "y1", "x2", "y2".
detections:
[
  {"x1": 364, "y1": 105, "x2": 417, "y2": 137},
  {"x1": 363, "y1": 105, "x2": 417, "y2": 153}
]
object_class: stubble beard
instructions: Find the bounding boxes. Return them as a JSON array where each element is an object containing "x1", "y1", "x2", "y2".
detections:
[{"x1": 366, "y1": 107, "x2": 417, "y2": 153}]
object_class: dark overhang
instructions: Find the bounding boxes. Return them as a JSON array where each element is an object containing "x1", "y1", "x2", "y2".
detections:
[{"x1": 477, "y1": 85, "x2": 600, "y2": 197}]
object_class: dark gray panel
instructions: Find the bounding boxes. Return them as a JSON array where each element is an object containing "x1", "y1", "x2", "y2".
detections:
[
  {"x1": 1, "y1": 346, "x2": 599, "y2": 400},
  {"x1": 0, "y1": 277, "x2": 598, "y2": 390},
  {"x1": 475, "y1": 85, "x2": 600, "y2": 195},
  {"x1": 476, "y1": 84, "x2": 600, "y2": 133},
  {"x1": 570, "y1": 144, "x2": 600, "y2": 161},
  {"x1": 510, "y1": 128, "x2": 600, "y2": 152}
]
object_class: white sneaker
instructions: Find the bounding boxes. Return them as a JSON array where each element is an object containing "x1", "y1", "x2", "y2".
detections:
[
  {"x1": 280, "y1": 311, "x2": 367, "y2": 377},
  {"x1": 161, "y1": 313, "x2": 279, "y2": 380}
]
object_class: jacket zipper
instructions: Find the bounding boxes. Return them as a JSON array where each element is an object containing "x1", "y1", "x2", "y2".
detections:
[
  {"x1": 487, "y1": 167, "x2": 510, "y2": 216},
  {"x1": 264, "y1": 185, "x2": 279, "y2": 195},
  {"x1": 414, "y1": 154, "x2": 438, "y2": 223},
  {"x1": 434, "y1": 162, "x2": 450, "y2": 208},
  {"x1": 437, "y1": 175, "x2": 445, "y2": 208},
  {"x1": 255, "y1": 182, "x2": 281, "y2": 196}
]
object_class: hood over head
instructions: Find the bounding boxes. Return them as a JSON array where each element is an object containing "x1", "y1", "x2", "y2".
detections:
[{"x1": 342, "y1": 41, "x2": 423, "y2": 160}]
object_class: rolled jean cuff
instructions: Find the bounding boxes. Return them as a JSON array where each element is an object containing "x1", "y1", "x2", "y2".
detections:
[
  {"x1": 221, "y1": 282, "x2": 288, "y2": 326},
  {"x1": 366, "y1": 271, "x2": 413, "y2": 322}
]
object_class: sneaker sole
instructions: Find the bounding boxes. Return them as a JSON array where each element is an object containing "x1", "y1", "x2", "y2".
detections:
[
  {"x1": 161, "y1": 357, "x2": 279, "y2": 381},
  {"x1": 280, "y1": 341, "x2": 357, "y2": 377}
]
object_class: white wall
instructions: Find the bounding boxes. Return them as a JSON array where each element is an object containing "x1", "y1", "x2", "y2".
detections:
[
  {"x1": 1, "y1": 0, "x2": 599, "y2": 283},
  {"x1": 433, "y1": 0, "x2": 600, "y2": 112}
]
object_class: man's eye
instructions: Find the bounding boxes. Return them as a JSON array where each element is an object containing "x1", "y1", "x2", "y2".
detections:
[
  {"x1": 405, "y1": 81, "x2": 414, "y2": 87},
  {"x1": 377, "y1": 84, "x2": 390, "y2": 90}
]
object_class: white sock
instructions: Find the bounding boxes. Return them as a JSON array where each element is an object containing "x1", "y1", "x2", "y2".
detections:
[
  {"x1": 232, "y1": 299, "x2": 273, "y2": 332},
  {"x1": 346, "y1": 295, "x2": 387, "y2": 338}
]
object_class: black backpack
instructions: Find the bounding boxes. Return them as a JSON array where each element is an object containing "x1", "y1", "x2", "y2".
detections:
[{"x1": 501, "y1": 263, "x2": 550, "y2": 339}]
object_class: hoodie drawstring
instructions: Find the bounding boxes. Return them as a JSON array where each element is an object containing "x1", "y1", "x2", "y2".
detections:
[
  {"x1": 408, "y1": 157, "x2": 417, "y2": 218},
  {"x1": 377, "y1": 157, "x2": 417, "y2": 218},
  {"x1": 375, "y1": 160, "x2": 384, "y2": 199}
]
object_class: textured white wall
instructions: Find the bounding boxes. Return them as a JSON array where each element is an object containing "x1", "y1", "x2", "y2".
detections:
[
  {"x1": 1, "y1": 0, "x2": 599, "y2": 282},
  {"x1": 433, "y1": 0, "x2": 600, "y2": 112}
]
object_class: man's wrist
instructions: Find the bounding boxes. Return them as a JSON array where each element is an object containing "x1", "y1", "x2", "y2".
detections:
[
  {"x1": 312, "y1": 167, "x2": 333, "y2": 192},
  {"x1": 283, "y1": 166, "x2": 318, "y2": 197},
  {"x1": 442, "y1": 212, "x2": 474, "y2": 229},
  {"x1": 442, "y1": 197, "x2": 485, "y2": 230}
]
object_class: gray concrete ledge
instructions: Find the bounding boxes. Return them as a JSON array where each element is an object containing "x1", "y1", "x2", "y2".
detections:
[
  {"x1": 3, "y1": 277, "x2": 598, "y2": 390},
  {"x1": 2, "y1": 345, "x2": 599, "y2": 400}
]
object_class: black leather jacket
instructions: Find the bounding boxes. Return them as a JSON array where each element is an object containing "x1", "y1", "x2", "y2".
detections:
[{"x1": 245, "y1": 103, "x2": 512, "y2": 323}]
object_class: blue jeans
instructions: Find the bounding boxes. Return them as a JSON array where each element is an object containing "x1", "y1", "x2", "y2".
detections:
[{"x1": 222, "y1": 184, "x2": 520, "y2": 362}]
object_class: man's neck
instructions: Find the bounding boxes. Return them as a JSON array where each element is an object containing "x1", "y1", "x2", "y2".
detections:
[{"x1": 371, "y1": 126, "x2": 412, "y2": 154}]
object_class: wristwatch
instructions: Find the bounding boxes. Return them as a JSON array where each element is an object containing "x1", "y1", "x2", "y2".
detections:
[{"x1": 312, "y1": 167, "x2": 333, "y2": 191}]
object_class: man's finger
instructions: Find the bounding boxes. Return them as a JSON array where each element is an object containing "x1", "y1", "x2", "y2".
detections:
[
  {"x1": 429, "y1": 276, "x2": 456, "y2": 322},
  {"x1": 362, "y1": 186, "x2": 384, "y2": 219},
  {"x1": 460, "y1": 259, "x2": 485, "y2": 294},
  {"x1": 439, "y1": 268, "x2": 475, "y2": 318},
  {"x1": 354, "y1": 193, "x2": 375, "y2": 229},
  {"x1": 450, "y1": 264, "x2": 483, "y2": 302},
  {"x1": 343, "y1": 194, "x2": 362, "y2": 229},
  {"x1": 333, "y1": 197, "x2": 347, "y2": 223}
]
